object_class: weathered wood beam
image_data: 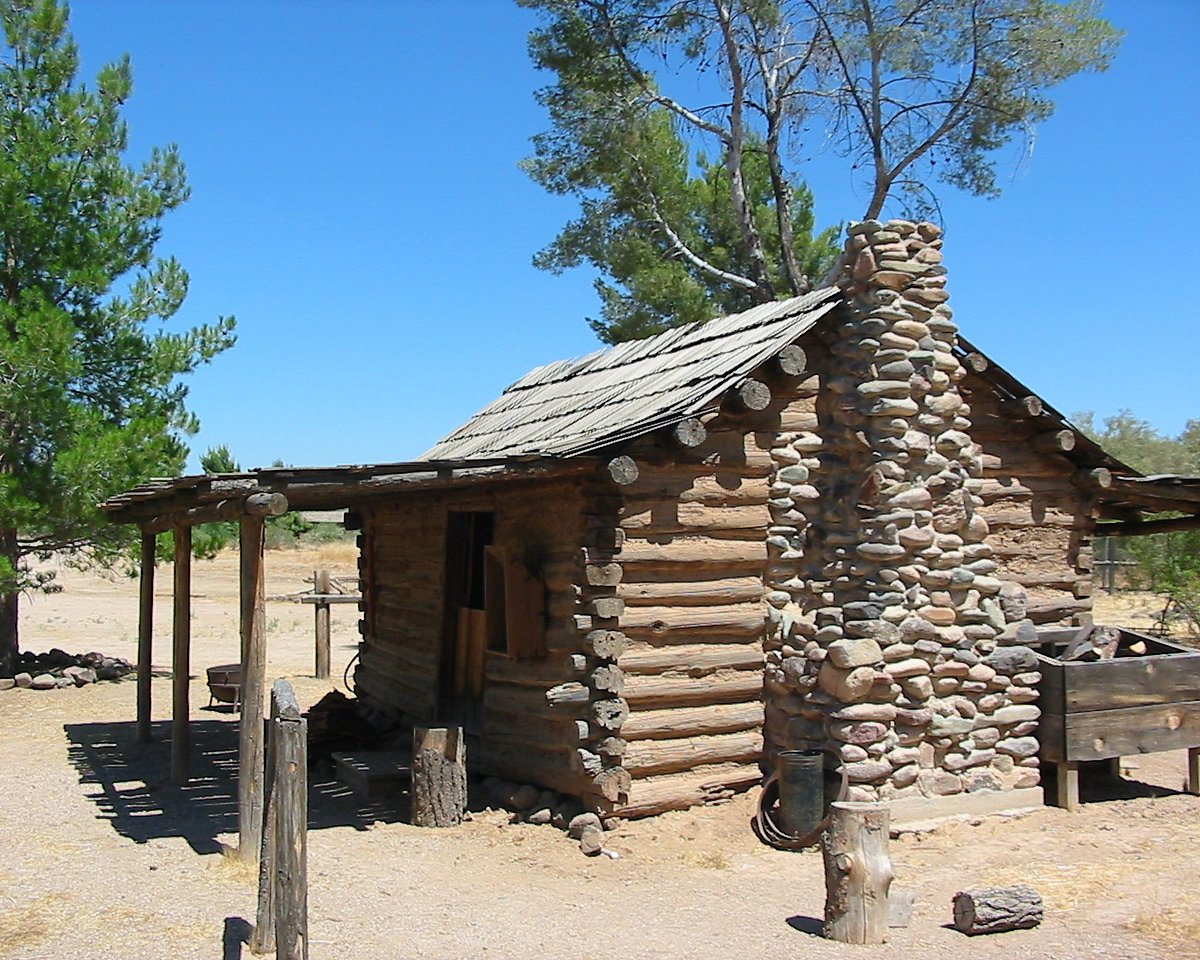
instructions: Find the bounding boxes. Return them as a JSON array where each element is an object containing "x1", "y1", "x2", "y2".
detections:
[
  {"x1": 606, "y1": 456, "x2": 639, "y2": 486},
  {"x1": 171, "y1": 525, "x2": 192, "y2": 785},
  {"x1": 1005, "y1": 395, "x2": 1043, "y2": 419},
  {"x1": 313, "y1": 569, "x2": 331, "y2": 680},
  {"x1": 143, "y1": 492, "x2": 288, "y2": 534},
  {"x1": 668, "y1": 417, "x2": 707, "y2": 449},
  {"x1": 962, "y1": 351, "x2": 988, "y2": 373},
  {"x1": 728, "y1": 378, "x2": 772, "y2": 412},
  {"x1": 1096, "y1": 514, "x2": 1200, "y2": 538},
  {"x1": 1073, "y1": 467, "x2": 1113, "y2": 490},
  {"x1": 238, "y1": 517, "x2": 268, "y2": 862},
  {"x1": 1029, "y1": 430, "x2": 1076, "y2": 455},
  {"x1": 775, "y1": 344, "x2": 808, "y2": 376},
  {"x1": 136, "y1": 531, "x2": 156, "y2": 744}
]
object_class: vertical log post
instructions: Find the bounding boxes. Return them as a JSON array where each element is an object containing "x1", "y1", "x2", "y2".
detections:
[
  {"x1": 313, "y1": 569, "x2": 330, "y2": 680},
  {"x1": 239, "y1": 517, "x2": 268, "y2": 861},
  {"x1": 411, "y1": 726, "x2": 467, "y2": 827},
  {"x1": 250, "y1": 680, "x2": 284, "y2": 955},
  {"x1": 171, "y1": 524, "x2": 192, "y2": 785},
  {"x1": 1187, "y1": 746, "x2": 1199, "y2": 796},
  {"x1": 273, "y1": 681, "x2": 308, "y2": 960},
  {"x1": 136, "y1": 529, "x2": 156, "y2": 744},
  {"x1": 822, "y1": 801, "x2": 894, "y2": 945}
]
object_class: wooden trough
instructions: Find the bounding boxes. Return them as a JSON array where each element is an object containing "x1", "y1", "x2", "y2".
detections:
[{"x1": 1033, "y1": 627, "x2": 1200, "y2": 810}]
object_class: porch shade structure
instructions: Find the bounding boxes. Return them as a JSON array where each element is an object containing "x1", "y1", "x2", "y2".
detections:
[{"x1": 100, "y1": 457, "x2": 599, "y2": 857}]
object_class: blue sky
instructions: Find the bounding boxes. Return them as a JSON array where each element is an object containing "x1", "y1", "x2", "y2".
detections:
[{"x1": 65, "y1": 0, "x2": 1198, "y2": 471}]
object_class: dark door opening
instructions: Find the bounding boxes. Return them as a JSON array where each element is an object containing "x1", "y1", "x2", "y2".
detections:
[{"x1": 439, "y1": 511, "x2": 493, "y2": 727}]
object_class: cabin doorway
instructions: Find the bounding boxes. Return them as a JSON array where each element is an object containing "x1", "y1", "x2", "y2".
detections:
[{"x1": 439, "y1": 511, "x2": 493, "y2": 729}]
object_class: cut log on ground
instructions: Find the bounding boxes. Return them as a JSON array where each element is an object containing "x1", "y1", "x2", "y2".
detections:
[
  {"x1": 822, "y1": 801, "x2": 893, "y2": 945},
  {"x1": 411, "y1": 726, "x2": 467, "y2": 827},
  {"x1": 952, "y1": 885, "x2": 1044, "y2": 935}
]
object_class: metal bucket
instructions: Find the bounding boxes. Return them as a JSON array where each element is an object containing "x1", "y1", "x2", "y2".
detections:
[{"x1": 776, "y1": 748, "x2": 827, "y2": 838}]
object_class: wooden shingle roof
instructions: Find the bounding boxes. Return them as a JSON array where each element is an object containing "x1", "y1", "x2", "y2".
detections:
[{"x1": 422, "y1": 288, "x2": 841, "y2": 460}]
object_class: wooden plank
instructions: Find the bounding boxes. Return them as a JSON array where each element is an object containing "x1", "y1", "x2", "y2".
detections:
[
  {"x1": 1062, "y1": 701, "x2": 1200, "y2": 762},
  {"x1": 271, "y1": 681, "x2": 308, "y2": 959},
  {"x1": 620, "y1": 642, "x2": 763, "y2": 676},
  {"x1": 623, "y1": 670, "x2": 764, "y2": 710},
  {"x1": 1057, "y1": 653, "x2": 1200, "y2": 713},
  {"x1": 623, "y1": 730, "x2": 763, "y2": 777},
  {"x1": 621, "y1": 702, "x2": 764, "y2": 741},
  {"x1": 615, "y1": 762, "x2": 761, "y2": 818},
  {"x1": 238, "y1": 517, "x2": 267, "y2": 862},
  {"x1": 313, "y1": 569, "x2": 331, "y2": 680},
  {"x1": 171, "y1": 525, "x2": 191, "y2": 785},
  {"x1": 618, "y1": 535, "x2": 768, "y2": 565},
  {"x1": 621, "y1": 603, "x2": 766, "y2": 640},
  {"x1": 617, "y1": 576, "x2": 763, "y2": 607},
  {"x1": 136, "y1": 531, "x2": 155, "y2": 744}
]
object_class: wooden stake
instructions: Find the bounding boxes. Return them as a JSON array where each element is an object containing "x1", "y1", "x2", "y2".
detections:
[
  {"x1": 272, "y1": 682, "x2": 308, "y2": 959},
  {"x1": 1187, "y1": 746, "x2": 1198, "y2": 796},
  {"x1": 411, "y1": 726, "x2": 467, "y2": 827},
  {"x1": 250, "y1": 680, "x2": 286, "y2": 955},
  {"x1": 171, "y1": 525, "x2": 192, "y2": 785},
  {"x1": 238, "y1": 517, "x2": 268, "y2": 862},
  {"x1": 822, "y1": 801, "x2": 893, "y2": 944},
  {"x1": 136, "y1": 530, "x2": 156, "y2": 744},
  {"x1": 313, "y1": 569, "x2": 331, "y2": 680}
]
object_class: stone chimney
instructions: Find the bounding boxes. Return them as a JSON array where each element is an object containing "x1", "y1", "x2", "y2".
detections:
[{"x1": 763, "y1": 220, "x2": 1042, "y2": 804}]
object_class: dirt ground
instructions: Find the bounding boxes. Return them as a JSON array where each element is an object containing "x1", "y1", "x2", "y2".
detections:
[{"x1": 2, "y1": 547, "x2": 1198, "y2": 960}]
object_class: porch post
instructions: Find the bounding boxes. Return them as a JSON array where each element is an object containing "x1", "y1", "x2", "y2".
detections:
[
  {"x1": 136, "y1": 530, "x2": 156, "y2": 744},
  {"x1": 238, "y1": 516, "x2": 268, "y2": 860},
  {"x1": 171, "y1": 524, "x2": 192, "y2": 784}
]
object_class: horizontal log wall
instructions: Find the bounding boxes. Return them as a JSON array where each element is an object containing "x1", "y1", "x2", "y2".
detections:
[
  {"x1": 963, "y1": 373, "x2": 1094, "y2": 626},
  {"x1": 477, "y1": 479, "x2": 591, "y2": 795},
  {"x1": 355, "y1": 477, "x2": 595, "y2": 800},
  {"x1": 610, "y1": 371, "x2": 825, "y2": 817},
  {"x1": 355, "y1": 499, "x2": 445, "y2": 722}
]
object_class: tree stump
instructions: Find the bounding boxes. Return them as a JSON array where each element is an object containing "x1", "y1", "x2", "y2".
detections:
[
  {"x1": 952, "y1": 885, "x2": 1044, "y2": 935},
  {"x1": 411, "y1": 726, "x2": 467, "y2": 828},
  {"x1": 822, "y1": 801, "x2": 893, "y2": 944}
]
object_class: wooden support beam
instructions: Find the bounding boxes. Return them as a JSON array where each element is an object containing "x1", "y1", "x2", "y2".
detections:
[
  {"x1": 606, "y1": 456, "x2": 639, "y2": 486},
  {"x1": 669, "y1": 417, "x2": 708, "y2": 449},
  {"x1": 962, "y1": 351, "x2": 988, "y2": 373},
  {"x1": 1074, "y1": 467, "x2": 1113, "y2": 490},
  {"x1": 136, "y1": 531, "x2": 156, "y2": 744},
  {"x1": 144, "y1": 491, "x2": 288, "y2": 534},
  {"x1": 1029, "y1": 430, "x2": 1076, "y2": 455},
  {"x1": 775, "y1": 344, "x2": 807, "y2": 376},
  {"x1": 1006, "y1": 395, "x2": 1043, "y2": 418},
  {"x1": 1096, "y1": 514, "x2": 1200, "y2": 538},
  {"x1": 1188, "y1": 746, "x2": 1199, "y2": 796},
  {"x1": 313, "y1": 569, "x2": 331, "y2": 680},
  {"x1": 1055, "y1": 760, "x2": 1080, "y2": 812},
  {"x1": 238, "y1": 517, "x2": 268, "y2": 861},
  {"x1": 171, "y1": 525, "x2": 192, "y2": 785},
  {"x1": 729, "y1": 378, "x2": 772, "y2": 412}
]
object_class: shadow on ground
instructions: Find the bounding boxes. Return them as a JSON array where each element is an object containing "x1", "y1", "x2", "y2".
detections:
[{"x1": 64, "y1": 717, "x2": 407, "y2": 855}]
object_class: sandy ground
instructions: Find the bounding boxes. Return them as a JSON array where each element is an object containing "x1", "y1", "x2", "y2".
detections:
[{"x1": 2, "y1": 547, "x2": 1198, "y2": 960}]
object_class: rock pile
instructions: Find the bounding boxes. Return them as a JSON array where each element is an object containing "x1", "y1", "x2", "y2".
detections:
[
  {"x1": 480, "y1": 776, "x2": 618, "y2": 857},
  {"x1": 762, "y1": 219, "x2": 1042, "y2": 802},
  {"x1": 2, "y1": 648, "x2": 134, "y2": 691}
]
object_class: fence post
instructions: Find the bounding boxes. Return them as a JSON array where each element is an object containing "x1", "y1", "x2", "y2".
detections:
[
  {"x1": 313, "y1": 569, "x2": 331, "y2": 680},
  {"x1": 251, "y1": 680, "x2": 307, "y2": 959}
]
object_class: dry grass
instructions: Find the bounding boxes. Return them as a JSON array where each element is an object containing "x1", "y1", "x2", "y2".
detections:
[
  {"x1": 976, "y1": 861, "x2": 1115, "y2": 911},
  {"x1": 0, "y1": 892, "x2": 70, "y2": 955},
  {"x1": 212, "y1": 842, "x2": 263, "y2": 885},
  {"x1": 1127, "y1": 908, "x2": 1200, "y2": 960},
  {"x1": 683, "y1": 850, "x2": 732, "y2": 870}
]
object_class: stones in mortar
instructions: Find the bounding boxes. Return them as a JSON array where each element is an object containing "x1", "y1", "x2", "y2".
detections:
[{"x1": 762, "y1": 219, "x2": 1042, "y2": 803}]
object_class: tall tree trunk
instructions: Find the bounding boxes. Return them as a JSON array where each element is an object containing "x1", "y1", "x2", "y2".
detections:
[{"x1": 0, "y1": 528, "x2": 19, "y2": 677}]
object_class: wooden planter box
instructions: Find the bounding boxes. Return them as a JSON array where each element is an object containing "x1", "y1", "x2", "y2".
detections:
[{"x1": 1033, "y1": 627, "x2": 1200, "y2": 810}]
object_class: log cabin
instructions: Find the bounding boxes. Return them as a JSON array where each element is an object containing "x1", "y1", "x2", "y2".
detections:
[{"x1": 102, "y1": 219, "x2": 1200, "y2": 831}]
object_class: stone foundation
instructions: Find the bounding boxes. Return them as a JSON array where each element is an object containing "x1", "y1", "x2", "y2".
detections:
[{"x1": 763, "y1": 220, "x2": 1043, "y2": 802}]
